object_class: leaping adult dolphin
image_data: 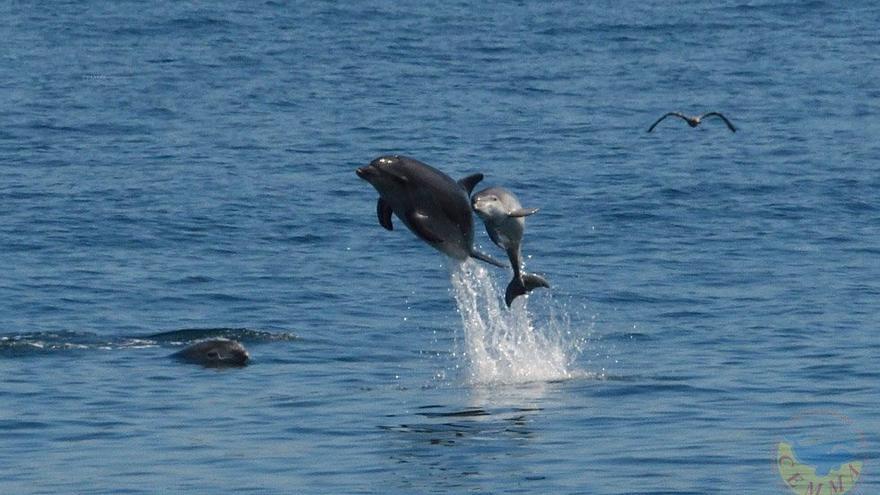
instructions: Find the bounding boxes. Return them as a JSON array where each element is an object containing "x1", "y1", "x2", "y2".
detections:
[
  {"x1": 472, "y1": 186, "x2": 550, "y2": 307},
  {"x1": 356, "y1": 155, "x2": 505, "y2": 268}
]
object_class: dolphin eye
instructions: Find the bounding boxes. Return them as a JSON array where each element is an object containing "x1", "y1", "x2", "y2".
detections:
[{"x1": 207, "y1": 351, "x2": 220, "y2": 359}]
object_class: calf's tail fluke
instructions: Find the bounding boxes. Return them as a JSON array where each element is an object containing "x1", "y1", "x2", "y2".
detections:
[{"x1": 504, "y1": 272, "x2": 550, "y2": 307}]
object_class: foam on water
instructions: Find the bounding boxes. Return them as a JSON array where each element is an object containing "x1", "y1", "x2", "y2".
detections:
[{"x1": 448, "y1": 259, "x2": 589, "y2": 385}]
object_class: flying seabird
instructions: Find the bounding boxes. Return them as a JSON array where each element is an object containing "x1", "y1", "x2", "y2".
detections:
[{"x1": 647, "y1": 112, "x2": 737, "y2": 133}]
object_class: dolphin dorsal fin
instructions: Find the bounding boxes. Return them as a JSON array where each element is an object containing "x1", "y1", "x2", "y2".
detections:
[
  {"x1": 458, "y1": 173, "x2": 484, "y2": 195},
  {"x1": 377, "y1": 198, "x2": 393, "y2": 231}
]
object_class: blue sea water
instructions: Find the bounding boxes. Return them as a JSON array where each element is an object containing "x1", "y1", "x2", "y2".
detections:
[{"x1": 2, "y1": 1, "x2": 879, "y2": 493}]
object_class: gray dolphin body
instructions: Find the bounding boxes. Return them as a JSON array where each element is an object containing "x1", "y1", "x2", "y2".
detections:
[
  {"x1": 356, "y1": 155, "x2": 505, "y2": 268},
  {"x1": 172, "y1": 338, "x2": 250, "y2": 368},
  {"x1": 472, "y1": 186, "x2": 550, "y2": 307}
]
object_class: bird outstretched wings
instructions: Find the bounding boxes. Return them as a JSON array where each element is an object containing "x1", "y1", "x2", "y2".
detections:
[
  {"x1": 699, "y1": 112, "x2": 737, "y2": 132},
  {"x1": 647, "y1": 112, "x2": 690, "y2": 132}
]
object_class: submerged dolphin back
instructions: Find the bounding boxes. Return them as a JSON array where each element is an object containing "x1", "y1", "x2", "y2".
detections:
[{"x1": 172, "y1": 338, "x2": 250, "y2": 368}]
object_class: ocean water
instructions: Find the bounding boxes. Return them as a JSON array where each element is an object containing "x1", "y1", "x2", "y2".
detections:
[{"x1": 2, "y1": 1, "x2": 879, "y2": 493}]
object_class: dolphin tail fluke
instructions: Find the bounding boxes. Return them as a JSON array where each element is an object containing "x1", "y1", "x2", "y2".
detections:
[
  {"x1": 504, "y1": 272, "x2": 550, "y2": 307},
  {"x1": 470, "y1": 249, "x2": 507, "y2": 268},
  {"x1": 523, "y1": 272, "x2": 550, "y2": 290},
  {"x1": 504, "y1": 278, "x2": 526, "y2": 307}
]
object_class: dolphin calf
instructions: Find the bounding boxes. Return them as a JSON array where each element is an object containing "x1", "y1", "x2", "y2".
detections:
[
  {"x1": 172, "y1": 338, "x2": 250, "y2": 368},
  {"x1": 356, "y1": 155, "x2": 505, "y2": 268},
  {"x1": 472, "y1": 186, "x2": 550, "y2": 307}
]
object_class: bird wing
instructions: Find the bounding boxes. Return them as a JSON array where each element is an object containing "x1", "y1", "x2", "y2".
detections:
[
  {"x1": 701, "y1": 112, "x2": 737, "y2": 132},
  {"x1": 647, "y1": 112, "x2": 688, "y2": 132}
]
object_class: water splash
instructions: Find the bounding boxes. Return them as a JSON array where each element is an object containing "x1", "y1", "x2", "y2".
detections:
[{"x1": 448, "y1": 259, "x2": 589, "y2": 385}]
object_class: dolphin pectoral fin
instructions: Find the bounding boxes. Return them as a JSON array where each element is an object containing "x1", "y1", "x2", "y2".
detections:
[
  {"x1": 458, "y1": 173, "x2": 484, "y2": 195},
  {"x1": 407, "y1": 211, "x2": 444, "y2": 244},
  {"x1": 377, "y1": 198, "x2": 393, "y2": 231},
  {"x1": 508, "y1": 208, "x2": 539, "y2": 218},
  {"x1": 504, "y1": 272, "x2": 550, "y2": 307},
  {"x1": 469, "y1": 249, "x2": 507, "y2": 268}
]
